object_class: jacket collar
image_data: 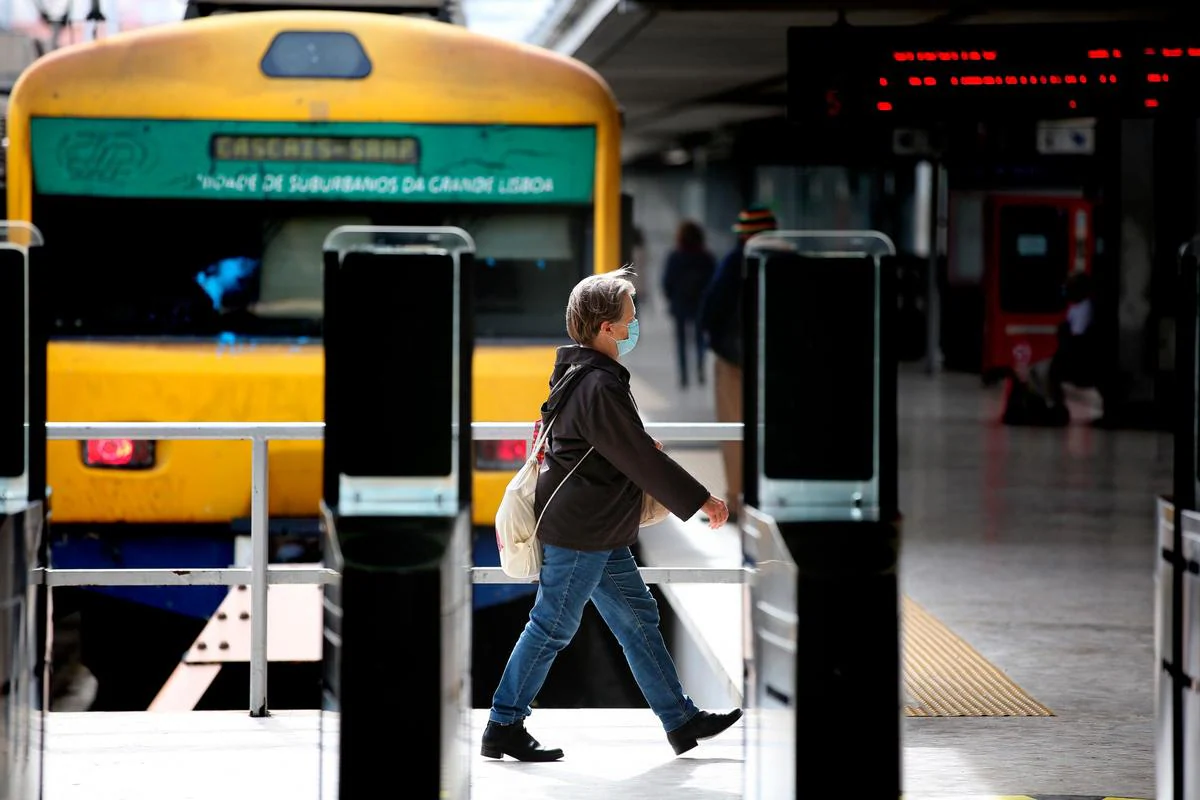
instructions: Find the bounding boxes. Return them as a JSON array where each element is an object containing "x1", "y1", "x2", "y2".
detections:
[{"x1": 553, "y1": 344, "x2": 630, "y2": 385}]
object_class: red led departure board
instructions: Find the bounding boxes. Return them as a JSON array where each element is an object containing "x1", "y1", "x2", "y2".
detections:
[{"x1": 787, "y1": 22, "x2": 1200, "y2": 124}]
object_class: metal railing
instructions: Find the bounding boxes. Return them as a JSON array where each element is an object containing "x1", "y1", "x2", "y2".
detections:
[{"x1": 38, "y1": 420, "x2": 746, "y2": 716}]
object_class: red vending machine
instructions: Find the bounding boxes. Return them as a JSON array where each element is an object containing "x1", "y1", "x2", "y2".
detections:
[{"x1": 981, "y1": 194, "x2": 1093, "y2": 380}]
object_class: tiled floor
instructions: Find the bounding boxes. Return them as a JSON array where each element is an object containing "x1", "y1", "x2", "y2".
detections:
[
  {"x1": 891, "y1": 366, "x2": 1162, "y2": 799},
  {"x1": 629, "y1": 306, "x2": 1164, "y2": 799}
]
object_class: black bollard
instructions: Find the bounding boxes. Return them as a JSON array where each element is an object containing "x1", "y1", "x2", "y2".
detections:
[
  {"x1": 740, "y1": 232, "x2": 902, "y2": 800},
  {"x1": 318, "y1": 227, "x2": 474, "y2": 800},
  {"x1": 1, "y1": 222, "x2": 49, "y2": 800}
]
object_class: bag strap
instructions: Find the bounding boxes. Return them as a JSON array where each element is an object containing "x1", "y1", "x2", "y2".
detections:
[
  {"x1": 542, "y1": 363, "x2": 592, "y2": 419},
  {"x1": 531, "y1": 362, "x2": 597, "y2": 535},
  {"x1": 531, "y1": 363, "x2": 594, "y2": 462},
  {"x1": 529, "y1": 415, "x2": 556, "y2": 463},
  {"x1": 534, "y1": 446, "x2": 593, "y2": 535}
]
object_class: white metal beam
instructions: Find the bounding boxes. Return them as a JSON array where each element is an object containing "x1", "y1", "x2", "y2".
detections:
[
  {"x1": 35, "y1": 566, "x2": 338, "y2": 587},
  {"x1": 45, "y1": 420, "x2": 742, "y2": 442},
  {"x1": 33, "y1": 418, "x2": 748, "y2": 717},
  {"x1": 471, "y1": 566, "x2": 747, "y2": 584},
  {"x1": 37, "y1": 565, "x2": 745, "y2": 586}
]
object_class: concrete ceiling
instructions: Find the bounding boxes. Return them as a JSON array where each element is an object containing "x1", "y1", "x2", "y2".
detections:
[{"x1": 531, "y1": 1, "x2": 1183, "y2": 163}]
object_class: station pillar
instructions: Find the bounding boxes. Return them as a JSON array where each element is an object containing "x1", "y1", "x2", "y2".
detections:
[
  {"x1": 740, "y1": 231, "x2": 902, "y2": 799},
  {"x1": 317, "y1": 227, "x2": 475, "y2": 800}
]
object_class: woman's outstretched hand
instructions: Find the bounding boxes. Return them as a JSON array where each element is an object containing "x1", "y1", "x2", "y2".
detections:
[{"x1": 701, "y1": 495, "x2": 729, "y2": 529}]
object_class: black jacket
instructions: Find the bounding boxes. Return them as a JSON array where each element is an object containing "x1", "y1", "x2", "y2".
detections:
[
  {"x1": 698, "y1": 244, "x2": 744, "y2": 367},
  {"x1": 662, "y1": 248, "x2": 716, "y2": 319},
  {"x1": 533, "y1": 345, "x2": 711, "y2": 552}
]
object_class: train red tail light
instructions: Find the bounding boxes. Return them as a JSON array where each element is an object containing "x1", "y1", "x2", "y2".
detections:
[
  {"x1": 82, "y1": 439, "x2": 156, "y2": 469},
  {"x1": 475, "y1": 440, "x2": 527, "y2": 471}
]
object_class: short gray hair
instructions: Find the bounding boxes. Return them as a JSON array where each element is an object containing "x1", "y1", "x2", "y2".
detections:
[{"x1": 565, "y1": 265, "x2": 636, "y2": 345}]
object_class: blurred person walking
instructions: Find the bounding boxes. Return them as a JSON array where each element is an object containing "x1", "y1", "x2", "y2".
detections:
[
  {"x1": 661, "y1": 220, "x2": 716, "y2": 389},
  {"x1": 698, "y1": 205, "x2": 778, "y2": 521}
]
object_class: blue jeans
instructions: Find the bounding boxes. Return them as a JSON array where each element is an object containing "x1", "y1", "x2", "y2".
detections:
[
  {"x1": 673, "y1": 313, "x2": 706, "y2": 386},
  {"x1": 489, "y1": 543, "x2": 699, "y2": 733}
]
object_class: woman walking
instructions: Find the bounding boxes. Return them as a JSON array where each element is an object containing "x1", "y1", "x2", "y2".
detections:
[{"x1": 482, "y1": 266, "x2": 742, "y2": 762}]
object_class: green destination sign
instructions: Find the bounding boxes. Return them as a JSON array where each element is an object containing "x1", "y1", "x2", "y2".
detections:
[{"x1": 30, "y1": 118, "x2": 597, "y2": 204}]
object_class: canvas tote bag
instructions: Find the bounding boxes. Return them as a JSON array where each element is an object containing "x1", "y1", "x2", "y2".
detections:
[
  {"x1": 494, "y1": 365, "x2": 592, "y2": 579},
  {"x1": 494, "y1": 414, "x2": 593, "y2": 578},
  {"x1": 640, "y1": 492, "x2": 670, "y2": 527},
  {"x1": 626, "y1": 390, "x2": 670, "y2": 527}
]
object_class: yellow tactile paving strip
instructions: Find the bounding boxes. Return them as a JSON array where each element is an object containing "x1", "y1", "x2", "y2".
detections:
[{"x1": 902, "y1": 596, "x2": 1055, "y2": 717}]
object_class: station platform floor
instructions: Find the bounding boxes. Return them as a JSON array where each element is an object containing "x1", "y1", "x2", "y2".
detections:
[
  {"x1": 627, "y1": 308, "x2": 1160, "y2": 800},
  {"x1": 42, "y1": 307, "x2": 1164, "y2": 800},
  {"x1": 39, "y1": 706, "x2": 1146, "y2": 800}
]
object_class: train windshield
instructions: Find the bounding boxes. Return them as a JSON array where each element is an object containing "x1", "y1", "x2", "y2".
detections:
[{"x1": 34, "y1": 197, "x2": 591, "y2": 341}]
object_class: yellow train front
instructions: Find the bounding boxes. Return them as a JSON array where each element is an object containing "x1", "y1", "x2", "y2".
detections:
[{"x1": 7, "y1": 9, "x2": 621, "y2": 709}]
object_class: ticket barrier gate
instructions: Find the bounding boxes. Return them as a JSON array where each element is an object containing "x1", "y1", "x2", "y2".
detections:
[
  {"x1": 318, "y1": 228, "x2": 474, "y2": 800},
  {"x1": 1, "y1": 510, "x2": 45, "y2": 800},
  {"x1": 1185, "y1": 525, "x2": 1200, "y2": 800},
  {"x1": 740, "y1": 231, "x2": 901, "y2": 799},
  {"x1": 1165, "y1": 511, "x2": 1200, "y2": 800},
  {"x1": 1159, "y1": 499, "x2": 1200, "y2": 800},
  {"x1": 1156, "y1": 239, "x2": 1200, "y2": 800},
  {"x1": 1, "y1": 222, "x2": 48, "y2": 800}
]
